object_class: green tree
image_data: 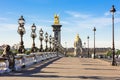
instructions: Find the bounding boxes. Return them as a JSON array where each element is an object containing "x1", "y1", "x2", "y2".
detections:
[
  {"x1": 106, "y1": 50, "x2": 112, "y2": 56},
  {"x1": 116, "y1": 50, "x2": 120, "y2": 55},
  {"x1": 25, "y1": 50, "x2": 31, "y2": 55}
]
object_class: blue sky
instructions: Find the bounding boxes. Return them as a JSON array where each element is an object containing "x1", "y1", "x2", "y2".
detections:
[{"x1": 0, "y1": 0, "x2": 120, "y2": 49}]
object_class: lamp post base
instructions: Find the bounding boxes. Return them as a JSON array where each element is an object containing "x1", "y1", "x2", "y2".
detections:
[
  {"x1": 112, "y1": 61, "x2": 117, "y2": 66},
  {"x1": 18, "y1": 45, "x2": 25, "y2": 54}
]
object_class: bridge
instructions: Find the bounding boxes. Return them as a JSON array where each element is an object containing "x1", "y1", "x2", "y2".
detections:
[{"x1": 0, "y1": 14, "x2": 120, "y2": 80}]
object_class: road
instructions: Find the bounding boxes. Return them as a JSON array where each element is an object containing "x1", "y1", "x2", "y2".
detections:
[{"x1": 0, "y1": 57, "x2": 120, "y2": 80}]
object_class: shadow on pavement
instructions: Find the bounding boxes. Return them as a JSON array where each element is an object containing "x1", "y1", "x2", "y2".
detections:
[
  {"x1": 82, "y1": 63, "x2": 108, "y2": 66},
  {"x1": 1, "y1": 57, "x2": 61, "y2": 77}
]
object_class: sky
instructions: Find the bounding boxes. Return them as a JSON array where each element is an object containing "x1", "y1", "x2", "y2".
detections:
[{"x1": 0, "y1": 0, "x2": 120, "y2": 49}]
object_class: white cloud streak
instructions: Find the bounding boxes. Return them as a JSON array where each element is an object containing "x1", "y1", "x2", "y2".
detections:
[
  {"x1": 0, "y1": 18, "x2": 8, "y2": 22},
  {"x1": 0, "y1": 24, "x2": 17, "y2": 31},
  {"x1": 104, "y1": 12, "x2": 110, "y2": 16},
  {"x1": 64, "y1": 11, "x2": 120, "y2": 29},
  {"x1": 65, "y1": 11, "x2": 91, "y2": 19}
]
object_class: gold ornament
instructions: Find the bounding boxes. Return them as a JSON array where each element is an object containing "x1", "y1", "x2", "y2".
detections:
[{"x1": 54, "y1": 14, "x2": 59, "y2": 25}]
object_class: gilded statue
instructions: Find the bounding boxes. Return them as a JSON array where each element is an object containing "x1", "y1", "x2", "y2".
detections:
[{"x1": 54, "y1": 14, "x2": 59, "y2": 25}]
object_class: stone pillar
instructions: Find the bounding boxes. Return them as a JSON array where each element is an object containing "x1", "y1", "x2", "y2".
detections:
[{"x1": 52, "y1": 25, "x2": 62, "y2": 44}]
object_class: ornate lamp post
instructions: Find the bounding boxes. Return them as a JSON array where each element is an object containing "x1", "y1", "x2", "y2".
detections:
[
  {"x1": 49, "y1": 35, "x2": 52, "y2": 51},
  {"x1": 45, "y1": 32, "x2": 48, "y2": 52},
  {"x1": 93, "y1": 27, "x2": 96, "y2": 59},
  {"x1": 110, "y1": 5, "x2": 117, "y2": 66},
  {"x1": 17, "y1": 16, "x2": 26, "y2": 54},
  {"x1": 52, "y1": 37, "x2": 55, "y2": 51},
  {"x1": 87, "y1": 36, "x2": 89, "y2": 58},
  {"x1": 31, "y1": 23, "x2": 37, "y2": 53},
  {"x1": 39, "y1": 28, "x2": 44, "y2": 52}
]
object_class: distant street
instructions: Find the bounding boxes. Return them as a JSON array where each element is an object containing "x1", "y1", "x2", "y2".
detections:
[{"x1": 1, "y1": 57, "x2": 120, "y2": 80}]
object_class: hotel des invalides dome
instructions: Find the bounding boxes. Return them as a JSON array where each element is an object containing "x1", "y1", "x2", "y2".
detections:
[{"x1": 65, "y1": 34, "x2": 111, "y2": 57}]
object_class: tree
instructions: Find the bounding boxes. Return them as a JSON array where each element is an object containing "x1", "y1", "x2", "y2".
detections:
[
  {"x1": 25, "y1": 50, "x2": 31, "y2": 55},
  {"x1": 116, "y1": 50, "x2": 120, "y2": 55},
  {"x1": 106, "y1": 50, "x2": 112, "y2": 56}
]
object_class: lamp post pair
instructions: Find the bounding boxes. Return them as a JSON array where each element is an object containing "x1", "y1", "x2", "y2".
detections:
[
  {"x1": 87, "y1": 27, "x2": 96, "y2": 58},
  {"x1": 44, "y1": 32, "x2": 52, "y2": 52},
  {"x1": 18, "y1": 16, "x2": 37, "y2": 53},
  {"x1": 91, "y1": 5, "x2": 117, "y2": 65},
  {"x1": 87, "y1": 5, "x2": 116, "y2": 65},
  {"x1": 39, "y1": 29, "x2": 48, "y2": 52}
]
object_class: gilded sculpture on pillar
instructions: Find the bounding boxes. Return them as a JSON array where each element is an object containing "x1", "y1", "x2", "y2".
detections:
[{"x1": 54, "y1": 14, "x2": 59, "y2": 25}]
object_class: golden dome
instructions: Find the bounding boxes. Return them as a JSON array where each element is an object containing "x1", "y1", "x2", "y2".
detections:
[{"x1": 74, "y1": 34, "x2": 80, "y2": 42}]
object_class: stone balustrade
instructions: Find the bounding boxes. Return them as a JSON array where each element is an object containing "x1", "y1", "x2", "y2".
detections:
[
  {"x1": 14, "y1": 56, "x2": 23, "y2": 71},
  {"x1": 0, "y1": 52, "x2": 58, "y2": 73},
  {"x1": 0, "y1": 57, "x2": 10, "y2": 73}
]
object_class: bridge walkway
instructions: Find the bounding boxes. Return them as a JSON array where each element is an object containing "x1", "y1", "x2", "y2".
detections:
[{"x1": 0, "y1": 57, "x2": 120, "y2": 80}]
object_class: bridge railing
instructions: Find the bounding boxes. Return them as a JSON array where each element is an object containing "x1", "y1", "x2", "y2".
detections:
[
  {"x1": 0, "y1": 58, "x2": 10, "y2": 73},
  {"x1": 0, "y1": 52, "x2": 59, "y2": 73}
]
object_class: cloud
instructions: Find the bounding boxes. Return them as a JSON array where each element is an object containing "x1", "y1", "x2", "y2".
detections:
[
  {"x1": 60, "y1": 21, "x2": 69, "y2": 24},
  {"x1": 29, "y1": 18, "x2": 53, "y2": 24},
  {"x1": 63, "y1": 11, "x2": 120, "y2": 29},
  {"x1": 0, "y1": 17, "x2": 8, "y2": 22},
  {"x1": 84, "y1": 17, "x2": 111, "y2": 27},
  {"x1": 65, "y1": 11, "x2": 91, "y2": 19},
  {"x1": 64, "y1": 11, "x2": 113, "y2": 29},
  {"x1": 104, "y1": 12, "x2": 110, "y2": 16},
  {"x1": 0, "y1": 24, "x2": 18, "y2": 31},
  {"x1": 116, "y1": 11, "x2": 120, "y2": 15}
]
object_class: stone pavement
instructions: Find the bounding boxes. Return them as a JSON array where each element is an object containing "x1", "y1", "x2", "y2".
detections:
[{"x1": 0, "y1": 57, "x2": 120, "y2": 80}]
